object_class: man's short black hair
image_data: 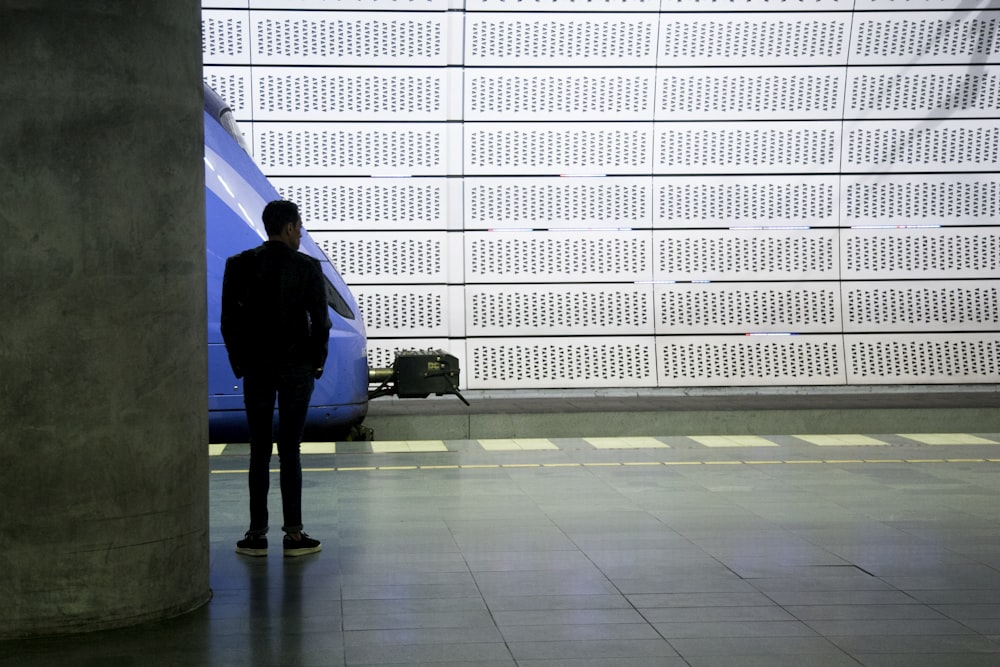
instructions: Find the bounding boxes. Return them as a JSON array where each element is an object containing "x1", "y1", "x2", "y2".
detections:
[{"x1": 262, "y1": 200, "x2": 300, "y2": 237}]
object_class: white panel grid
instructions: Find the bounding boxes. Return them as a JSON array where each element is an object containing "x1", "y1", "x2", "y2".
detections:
[
  {"x1": 465, "y1": 15, "x2": 657, "y2": 66},
  {"x1": 655, "y1": 122, "x2": 841, "y2": 174},
  {"x1": 656, "y1": 67, "x2": 846, "y2": 121},
  {"x1": 467, "y1": 337, "x2": 657, "y2": 389},
  {"x1": 842, "y1": 228, "x2": 1000, "y2": 280},
  {"x1": 655, "y1": 283, "x2": 842, "y2": 335},
  {"x1": 658, "y1": 14, "x2": 851, "y2": 67},
  {"x1": 353, "y1": 286, "x2": 449, "y2": 336},
  {"x1": 844, "y1": 280, "x2": 1000, "y2": 332},
  {"x1": 846, "y1": 333, "x2": 1000, "y2": 383},
  {"x1": 203, "y1": 66, "x2": 253, "y2": 118},
  {"x1": 311, "y1": 231, "x2": 450, "y2": 284},
  {"x1": 655, "y1": 176, "x2": 839, "y2": 229},
  {"x1": 655, "y1": 230, "x2": 840, "y2": 282},
  {"x1": 367, "y1": 339, "x2": 458, "y2": 375},
  {"x1": 850, "y1": 12, "x2": 1000, "y2": 65},
  {"x1": 203, "y1": 5, "x2": 1000, "y2": 391},
  {"x1": 842, "y1": 174, "x2": 1000, "y2": 227},
  {"x1": 250, "y1": 67, "x2": 447, "y2": 121},
  {"x1": 466, "y1": 69, "x2": 655, "y2": 121},
  {"x1": 465, "y1": 231, "x2": 652, "y2": 283},
  {"x1": 466, "y1": 122, "x2": 652, "y2": 176},
  {"x1": 843, "y1": 120, "x2": 1000, "y2": 173},
  {"x1": 847, "y1": 66, "x2": 1000, "y2": 119},
  {"x1": 250, "y1": 11, "x2": 447, "y2": 66},
  {"x1": 465, "y1": 177, "x2": 652, "y2": 230},
  {"x1": 657, "y1": 335, "x2": 847, "y2": 387},
  {"x1": 271, "y1": 177, "x2": 448, "y2": 231},
  {"x1": 467, "y1": 284, "x2": 654, "y2": 336},
  {"x1": 253, "y1": 122, "x2": 447, "y2": 176},
  {"x1": 202, "y1": 10, "x2": 251, "y2": 64}
]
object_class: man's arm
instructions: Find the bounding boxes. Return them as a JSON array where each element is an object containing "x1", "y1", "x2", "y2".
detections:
[
  {"x1": 220, "y1": 255, "x2": 248, "y2": 378},
  {"x1": 306, "y1": 259, "x2": 332, "y2": 378}
]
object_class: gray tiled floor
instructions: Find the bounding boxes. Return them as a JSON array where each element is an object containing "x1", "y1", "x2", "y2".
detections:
[{"x1": 4, "y1": 435, "x2": 1000, "y2": 666}]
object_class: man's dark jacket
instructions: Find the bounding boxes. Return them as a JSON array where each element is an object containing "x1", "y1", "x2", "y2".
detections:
[{"x1": 221, "y1": 241, "x2": 331, "y2": 378}]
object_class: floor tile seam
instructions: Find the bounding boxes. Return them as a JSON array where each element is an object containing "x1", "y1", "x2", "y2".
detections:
[
  {"x1": 209, "y1": 458, "x2": 1000, "y2": 474},
  {"x1": 439, "y1": 520, "x2": 520, "y2": 664},
  {"x1": 564, "y1": 507, "x2": 721, "y2": 659}
]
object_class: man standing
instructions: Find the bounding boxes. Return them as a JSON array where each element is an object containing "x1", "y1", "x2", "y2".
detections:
[{"x1": 221, "y1": 200, "x2": 330, "y2": 557}]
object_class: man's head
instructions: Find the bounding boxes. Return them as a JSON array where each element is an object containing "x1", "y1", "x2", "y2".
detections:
[{"x1": 262, "y1": 200, "x2": 302, "y2": 250}]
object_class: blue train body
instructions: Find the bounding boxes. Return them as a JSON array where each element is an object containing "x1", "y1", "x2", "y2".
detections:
[{"x1": 204, "y1": 87, "x2": 369, "y2": 443}]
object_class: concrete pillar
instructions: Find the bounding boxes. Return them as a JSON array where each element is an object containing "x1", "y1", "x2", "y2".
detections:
[{"x1": 0, "y1": 2, "x2": 209, "y2": 637}]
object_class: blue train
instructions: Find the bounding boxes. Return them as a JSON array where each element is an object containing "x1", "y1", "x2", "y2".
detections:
[{"x1": 203, "y1": 85, "x2": 369, "y2": 442}]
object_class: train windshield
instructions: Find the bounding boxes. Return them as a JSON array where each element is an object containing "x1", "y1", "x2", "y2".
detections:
[
  {"x1": 325, "y1": 276, "x2": 355, "y2": 320},
  {"x1": 218, "y1": 108, "x2": 250, "y2": 153}
]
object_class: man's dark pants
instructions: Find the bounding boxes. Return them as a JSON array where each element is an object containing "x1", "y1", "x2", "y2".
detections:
[{"x1": 242, "y1": 368, "x2": 315, "y2": 536}]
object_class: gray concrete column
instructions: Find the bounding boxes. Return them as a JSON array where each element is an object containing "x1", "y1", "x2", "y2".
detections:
[{"x1": 0, "y1": 2, "x2": 209, "y2": 638}]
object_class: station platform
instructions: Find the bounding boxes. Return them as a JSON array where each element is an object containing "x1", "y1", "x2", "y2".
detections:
[{"x1": 7, "y1": 408, "x2": 1000, "y2": 664}]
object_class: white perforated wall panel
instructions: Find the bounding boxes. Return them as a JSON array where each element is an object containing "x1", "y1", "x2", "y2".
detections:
[
  {"x1": 654, "y1": 122, "x2": 840, "y2": 174},
  {"x1": 846, "y1": 66, "x2": 1000, "y2": 119},
  {"x1": 203, "y1": 66, "x2": 252, "y2": 117},
  {"x1": 250, "y1": 11, "x2": 448, "y2": 66},
  {"x1": 271, "y1": 177, "x2": 450, "y2": 231},
  {"x1": 466, "y1": 69, "x2": 655, "y2": 121},
  {"x1": 656, "y1": 176, "x2": 838, "y2": 229},
  {"x1": 842, "y1": 229, "x2": 1000, "y2": 280},
  {"x1": 245, "y1": 1, "x2": 447, "y2": 9},
  {"x1": 847, "y1": 334, "x2": 1000, "y2": 384},
  {"x1": 843, "y1": 120, "x2": 1000, "y2": 173},
  {"x1": 655, "y1": 230, "x2": 839, "y2": 282},
  {"x1": 467, "y1": 285, "x2": 654, "y2": 336},
  {"x1": 657, "y1": 68, "x2": 846, "y2": 121},
  {"x1": 466, "y1": 123, "x2": 652, "y2": 176},
  {"x1": 204, "y1": 3, "x2": 1000, "y2": 389},
  {"x1": 658, "y1": 15, "x2": 851, "y2": 67},
  {"x1": 656, "y1": 283, "x2": 842, "y2": 335},
  {"x1": 657, "y1": 335, "x2": 847, "y2": 387},
  {"x1": 466, "y1": 232, "x2": 651, "y2": 283},
  {"x1": 468, "y1": 338, "x2": 657, "y2": 389},
  {"x1": 844, "y1": 281, "x2": 1000, "y2": 333},
  {"x1": 202, "y1": 10, "x2": 250, "y2": 65},
  {"x1": 842, "y1": 174, "x2": 1000, "y2": 227},
  {"x1": 466, "y1": 177, "x2": 652, "y2": 230},
  {"x1": 311, "y1": 232, "x2": 450, "y2": 284},
  {"x1": 465, "y1": 15, "x2": 657, "y2": 67},
  {"x1": 851, "y1": 12, "x2": 1000, "y2": 65},
  {"x1": 253, "y1": 122, "x2": 449, "y2": 176},
  {"x1": 354, "y1": 286, "x2": 449, "y2": 337},
  {"x1": 471, "y1": 0, "x2": 658, "y2": 12},
  {"x1": 250, "y1": 67, "x2": 448, "y2": 121}
]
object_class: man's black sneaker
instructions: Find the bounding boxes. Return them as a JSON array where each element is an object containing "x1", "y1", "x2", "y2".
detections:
[
  {"x1": 283, "y1": 532, "x2": 321, "y2": 557},
  {"x1": 235, "y1": 532, "x2": 268, "y2": 557}
]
